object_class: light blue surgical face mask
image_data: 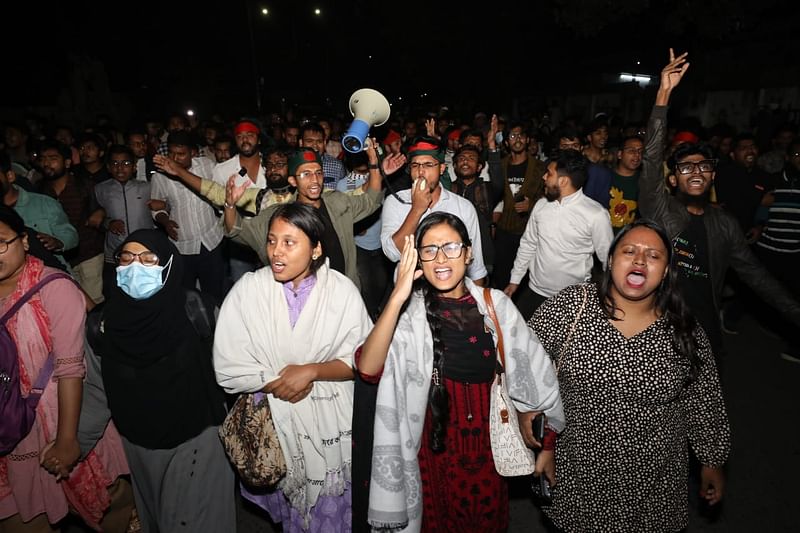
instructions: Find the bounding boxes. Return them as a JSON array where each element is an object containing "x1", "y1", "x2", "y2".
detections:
[{"x1": 116, "y1": 255, "x2": 173, "y2": 300}]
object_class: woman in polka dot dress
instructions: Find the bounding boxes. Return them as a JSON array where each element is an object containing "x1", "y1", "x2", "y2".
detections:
[{"x1": 529, "y1": 219, "x2": 730, "y2": 532}]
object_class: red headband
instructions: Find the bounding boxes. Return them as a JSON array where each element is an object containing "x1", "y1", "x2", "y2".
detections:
[{"x1": 234, "y1": 122, "x2": 260, "y2": 135}]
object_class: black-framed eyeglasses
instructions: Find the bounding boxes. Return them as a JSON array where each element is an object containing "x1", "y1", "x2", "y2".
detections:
[
  {"x1": 676, "y1": 159, "x2": 717, "y2": 175},
  {"x1": 0, "y1": 235, "x2": 22, "y2": 254},
  {"x1": 116, "y1": 250, "x2": 159, "y2": 266},
  {"x1": 418, "y1": 242, "x2": 466, "y2": 262},
  {"x1": 265, "y1": 161, "x2": 287, "y2": 170}
]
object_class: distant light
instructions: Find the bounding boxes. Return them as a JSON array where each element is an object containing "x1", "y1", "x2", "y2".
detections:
[
  {"x1": 398, "y1": 96, "x2": 403, "y2": 101},
  {"x1": 619, "y1": 72, "x2": 651, "y2": 86},
  {"x1": 261, "y1": 7, "x2": 268, "y2": 15},
  {"x1": 636, "y1": 60, "x2": 640, "y2": 65},
  {"x1": 186, "y1": 109, "x2": 195, "y2": 117},
  {"x1": 314, "y1": 8, "x2": 321, "y2": 15},
  {"x1": 368, "y1": 55, "x2": 372, "y2": 59}
]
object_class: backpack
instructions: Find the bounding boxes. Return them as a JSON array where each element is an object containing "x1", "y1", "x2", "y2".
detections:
[{"x1": 0, "y1": 272, "x2": 74, "y2": 455}]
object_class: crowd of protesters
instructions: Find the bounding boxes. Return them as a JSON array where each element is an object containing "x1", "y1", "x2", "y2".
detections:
[{"x1": 1, "y1": 49, "x2": 798, "y2": 532}]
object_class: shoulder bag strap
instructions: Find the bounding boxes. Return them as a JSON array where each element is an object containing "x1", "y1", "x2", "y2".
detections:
[
  {"x1": 1, "y1": 272, "x2": 75, "y2": 397},
  {"x1": 483, "y1": 287, "x2": 505, "y2": 373},
  {"x1": 0, "y1": 272, "x2": 74, "y2": 325},
  {"x1": 556, "y1": 284, "x2": 589, "y2": 371}
]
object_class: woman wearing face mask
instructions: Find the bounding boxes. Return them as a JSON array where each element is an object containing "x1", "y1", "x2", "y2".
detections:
[
  {"x1": 0, "y1": 206, "x2": 131, "y2": 532},
  {"x1": 90, "y1": 229, "x2": 235, "y2": 532},
  {"x1": 357, "y1": 212, "x2": 564, "y2": 532},
  {"x1": 213, "y1": 203, "x2": 372, "y2": 532},
  {"x1": 528, "y1": 219, "x2": 730, "y2": 532}
]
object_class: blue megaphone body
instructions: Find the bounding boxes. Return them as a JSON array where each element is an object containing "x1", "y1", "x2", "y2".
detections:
[{"x1": 342, "y1": 89, "x2": 391, "y2": 153}]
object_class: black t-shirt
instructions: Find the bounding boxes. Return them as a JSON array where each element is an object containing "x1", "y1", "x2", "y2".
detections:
[
  {"x1": 317, "y1": 200, "x2": 346, "y2": 276},
  {"x1": 672, "y1": 214, "x2": 724, "y2": 353},
  {"x1": 507, "y1": 161, "x2": 528, "y2": 201}
]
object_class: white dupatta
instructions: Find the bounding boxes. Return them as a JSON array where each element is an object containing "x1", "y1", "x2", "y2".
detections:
[
  {"x1": 213, "y1": 262, "x2": 372, "y2": 523},
  {"x1": 368, "y1": 279, "x2": 565, "y2": 531}
]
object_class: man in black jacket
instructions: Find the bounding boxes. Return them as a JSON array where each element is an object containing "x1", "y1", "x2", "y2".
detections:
[{"x1": 639, "y1": 49, "x2": 800, "y2": 363}]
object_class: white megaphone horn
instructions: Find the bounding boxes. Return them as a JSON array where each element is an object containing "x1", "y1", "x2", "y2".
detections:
[{"x1": 342, "y1": 88, "x2": 391, "y2": 153}]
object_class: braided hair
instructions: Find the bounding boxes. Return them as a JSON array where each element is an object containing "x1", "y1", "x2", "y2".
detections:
[{"x1": 414, "y1": 212, "x2": 472, "y2": 452}]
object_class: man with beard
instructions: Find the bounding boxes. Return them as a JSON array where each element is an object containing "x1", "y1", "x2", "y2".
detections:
[
  {"x1": 210, "y1": 118, "x2": 267, "y2": 282},
  {"x1": 640, "y1": 49, "x2": 800, "y2": 363},
  {"x1": 1, "y1": 151, "x2": 78, "y2": 266},
  {"x1": 491, "y1": 122, "x2": 544, "y2": 289},
  {"x1": 212, "y1": 118, "x2": 266, "y2": 189},
  {"x1": 504, "y1": 149, "x2": 612, "y2": 319},
  {"x1": 36, "y1": 140, "x2": 106, "y2": 302},
  {"x1": 449, "y1": 144, "x2": 504, "y2": 276}
]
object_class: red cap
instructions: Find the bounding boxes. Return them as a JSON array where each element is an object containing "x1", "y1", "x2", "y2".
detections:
[
  {"x1": 383, "y1": 129, "x2": 401, "y2": 145},
  {"x1": 673, "y1": 131, "x2": 699, "y2": 145},
  {"x1": 447, "y1": 129, "x2": 462, "y2": 141}
]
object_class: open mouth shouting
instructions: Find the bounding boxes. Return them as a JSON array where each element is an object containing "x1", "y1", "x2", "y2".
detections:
[{"x1": 625, "y1": 268, "x2": 647, "y2": 289}]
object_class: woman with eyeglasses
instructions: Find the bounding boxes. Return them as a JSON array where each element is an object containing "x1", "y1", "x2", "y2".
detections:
[
  {"x1": 356, "y1": 212, "x2": 564, "y2": 532},
  {"x1": 87, "y1": 228, "x2": 235, "y2": 532},
  {"x1": 213, "y1": 203, "x2": 372, "y2": 532},
  {"x1": 0, "y1": 206, "x2": 131, "y2": 532},
  {"x1": 528, "y1": 219, "x2": 730, "y2": 532}
]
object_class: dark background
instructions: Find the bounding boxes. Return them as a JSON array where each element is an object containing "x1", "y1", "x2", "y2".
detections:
[{"x1": 4, "y1": 0, "x2": 800, "y2": 124}]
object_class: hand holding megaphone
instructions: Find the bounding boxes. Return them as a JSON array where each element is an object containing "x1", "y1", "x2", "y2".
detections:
[{"x1": 342, "y1": 88, "x2": 391, "y2": 153}]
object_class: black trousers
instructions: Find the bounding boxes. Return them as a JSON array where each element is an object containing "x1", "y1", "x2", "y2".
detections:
[
  {"x1": 491, "y1": 227, "x2": 523, "y2": 289},
  {"x1": 514, "y1": 283, "x2": 549, "y2": 322},
  {"x1": 182, "y1": 242, "x2": 226, "y2": 305},
  {"x1": 356, "y1": 246, "x2": 391, "y2": 321}
]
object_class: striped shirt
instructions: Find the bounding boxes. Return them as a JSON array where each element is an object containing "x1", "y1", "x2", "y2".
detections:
[
  {"x1": 150, "y1": 157, "x2": 224, "y2": 255},
  {"x1": 757, "y1": 171, "x2": 800, "y2": 253}
]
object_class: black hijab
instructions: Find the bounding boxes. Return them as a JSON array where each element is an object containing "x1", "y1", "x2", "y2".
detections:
[
  {"x1": 99, "y1": 229, "x2": 226, "y2": 448},
  {"x1": 102, "y1": 229, "x2": 192, "y2": 367}
]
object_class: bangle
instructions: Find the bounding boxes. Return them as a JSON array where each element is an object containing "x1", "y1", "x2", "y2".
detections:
[
  {"x1": 542, "y1": 428, "x2": 558, "y2": 451},
  {"x1": 223, "y1": 201, "x2": 235, "y2": 209},
  {"x1": 368, "y1": 163, "x2": 380, "y2": 169}
]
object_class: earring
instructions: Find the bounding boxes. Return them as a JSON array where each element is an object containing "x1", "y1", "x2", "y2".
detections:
[{"x1": 312, "y1": 254, "x2": 319, "y2": 260}]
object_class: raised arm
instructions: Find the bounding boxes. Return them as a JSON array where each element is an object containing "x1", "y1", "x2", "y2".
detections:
[
  {"x1": 358, "y1": 236, "x2": 421, "y2": 376},
  {"x1": 639, "y1": 49, "x2": 690, "y2": 223}
]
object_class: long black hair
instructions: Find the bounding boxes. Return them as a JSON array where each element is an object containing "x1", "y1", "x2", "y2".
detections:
[
  {"x1": 414, "y1": 212, "x2": 472, "y2": 452},
  {"x1": 598, "y1": 219, "x2": 702, "y2": 381}
]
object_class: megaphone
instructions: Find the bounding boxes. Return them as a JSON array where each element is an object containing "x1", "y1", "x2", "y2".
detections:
[{"x1": 342, "y1": 88, "x2": 391, "y2": 153}]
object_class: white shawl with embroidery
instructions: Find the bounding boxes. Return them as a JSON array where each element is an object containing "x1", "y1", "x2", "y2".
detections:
[
  {"x1": 213, "y1": 263, "x2": 372, "y2": 524},
  {"x1": 368, "y1": 279, "x2": 565, "y2": 531}
]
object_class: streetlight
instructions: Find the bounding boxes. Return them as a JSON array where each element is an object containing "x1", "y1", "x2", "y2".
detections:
[{"x1": 314, "y1": 8, "x2": 321, "y2": 15}]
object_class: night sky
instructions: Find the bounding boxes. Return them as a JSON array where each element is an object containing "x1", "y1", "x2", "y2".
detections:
[{"x1": 5, "y1": 0, "x2": 799, "y2": 122}]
